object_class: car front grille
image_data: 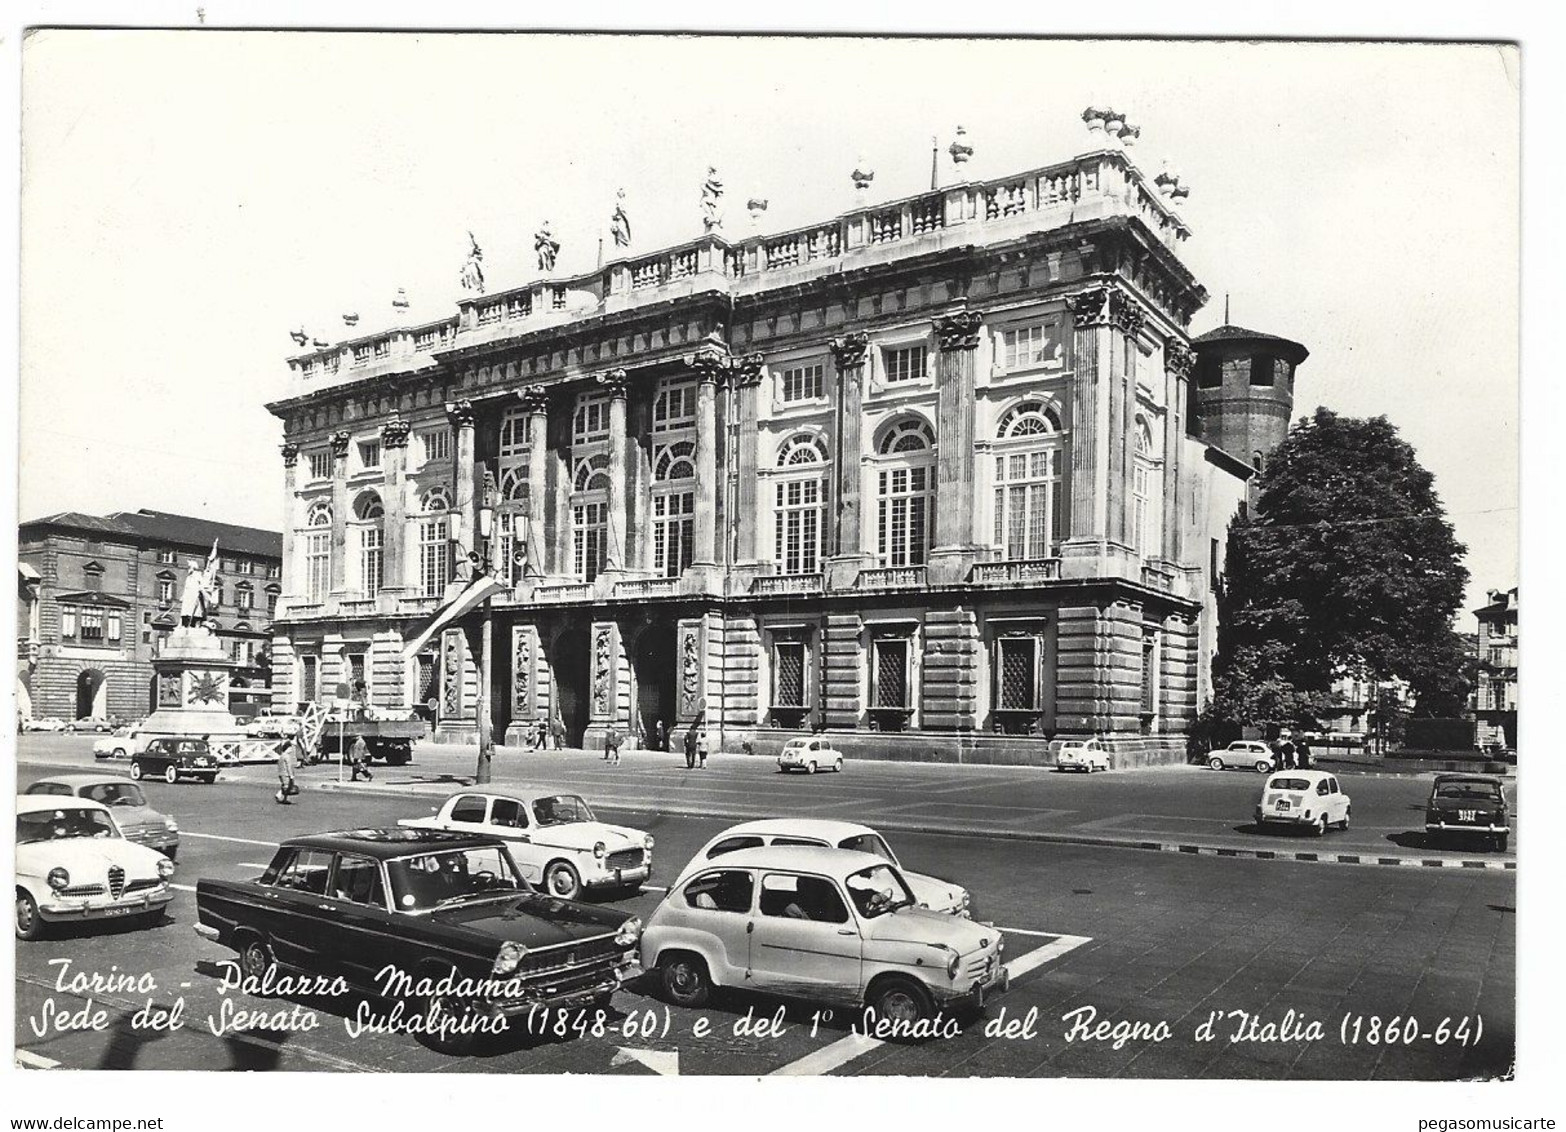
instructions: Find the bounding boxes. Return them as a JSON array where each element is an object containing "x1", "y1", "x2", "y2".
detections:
[
  {"x1": 61, "y1": 883, "x2": 106, "y2": 897},
  {"x1": 108, "y1": 865, "x2": 125, "y2": 900},
  {"x1": 500, "y1": 934, "x2": 625, "y2": 1002},
  {"x1": 124, "y1": 878, "x2": 163, "y2": 894},
  {"x1": 605, "y1": 849, "x2": 644, "y2": 871}
]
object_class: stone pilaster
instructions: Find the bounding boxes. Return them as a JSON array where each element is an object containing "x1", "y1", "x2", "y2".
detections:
[
  {"x1": 728, "y1": 355, "x2": 764, "y2": 565},
  {"x1": 1160, "y1": 611, "x2": 1198, "y2": 736},
  {"x1": 545, "y1": 389, "x2": 572, "y2": 578},
  {"x1": 675, "y1": 616, "x2": 708, "y2": 727},
  {"x1": 379, "y1": 416, "x2": 411, "y2": 600},
  {"x1": 327, "y1": 430, "x2": 351, "y2": 599},
  {"x1": 822, "y1": 611, "x2": 864, "y2": 729},
  {"x1": 447, "y1": 400, "x2": 477, "y2": 581},
  {"x1": 583, "y1": 619, "x2": 623, "y2": 750},
  {"x1": 921, "y1": 606, "x2": 980, "y2": 731},
  {"x1": 1110, "y1": 293, "x2": 1146, "y2": 553},
  {"x1": 928, "y1": 309, "x2": 984, "y2": 585},
  {"x1": 825, "y1": 333, "x2": 870, "y2": 590},
  {"x1": 598, "y1": 370, "x2": 629, "y2": 574},
  {"x1": 279, "y1": 443, "x2": 299, "y2": 610},
  {"x1": 692, "y1": 361, "x2": 722, "y2": 567},
  {"x1": 722, "y1": 610, "x2": 762, "y2": 727},
  {"x1": 1052, "y1": 599, "x2": 1144, "y2": 737},
  {"x1": 503, "y1": 622, "x2": 542, "y2": 745},
  {"x1": 370, "y1": 629, "x2": 408, "y2": 710},
  {"x1": 1163, "y1": 341, "x2": 1196, "y2": 565},
  {"x1": 521, "y1": 390, "x2": 550, "y2": 579}
]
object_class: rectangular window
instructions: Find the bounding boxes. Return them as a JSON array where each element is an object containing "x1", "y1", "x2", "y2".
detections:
[
  {"x1": 80, "y1": 607, "x2": 104, "y2": 642},
  {"x1": 237, "y1": 588, "x2": 254, "y2": 611},
  {"x1": 1000, "y1": 321, "x2": 1064, "y2": 372},
  {"x1": 85, "y1": 571, "x2": 103, "y2": 592},
  {"x1": 156, "y1": 549, "x2": 176, "y2": 564},
  {"x1": 876, "y1": 466, "x2": 931, "y2": 566},
  {"x1": 268, "y1": 593, "x2": 279, "y2": 615},
  {"x1": 235, "y1": 560, "x2": 254, "y2": 575},
  {"x1": 419, "y1": 518, "x2": 449, "y2": 598},
  {"x1": 779, "y1": 363, "x2": 824, "y2": 403},
  {"x1": 774, "y1": 478, "x2": 824, "y2": 575},
  {"x1": 574, "y1": 394, "x2": 610, "y2": 443},
  {"x1": 1251, "y1": 356, "x2": 1276, "y2": 387},
  {"x1": 361, "y1": 528, "x2": 383, "y2": 598},
  {"x1": 359, "y1": 440, "x2": 381, "y2": 469},
  {"x1": 308, "y1": 451, "x2": 332, "y2": 481},
  {"x1": 419, "y1": 428, "x2": 452, "y2": 464},
  {"x1": 157, "y1": 579, "x2": 174, "y2": 604},
  {"x1": 573, "y1": 502, "x2": 607, "y2": 582},
  {"x1": 60, "y1": 606, "x2": 77, "y2": 639},
  {"x1": 498, "y1": 411, "x2": 530, "y2": 459},
  {"x1": 873, "y1": 639, "x2": 909, "y2": 708},
  {"x1": 1141, "y1": 630, "x2": 1160, "y2": 719},
  {"x1": 106, "y1": 613, "x2": 122, "y2": 644},
  {"x1": 348, "y1": 652, "x2": 368, "y2": 698},
  {"x1": 993, "y1": 448, "x2": 1062, "y2": 559},
  {"x1": 997, "y1": 637, "x2": 1038, "y2": 710},
  {"x1": 306, "y1": 531, "x2": 331, "y2": 602},
  {"x1": 300, "y1": 654, "x2": 319, "y2": 702},
  {"x1": 774, "y1": 641, "x2": 806, "y2": 708},
  {"x1": 1209, "y1": 538, "x2": 1220, "y2": 590},
  {"x1": 883, "y1": 344, "x2": 927, "y2": 384},
  {"x1": 653, "y1": 491, "x2": 696, "y2": 578}
]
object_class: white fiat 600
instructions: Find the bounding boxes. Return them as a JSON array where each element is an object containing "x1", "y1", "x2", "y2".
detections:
[
  {"x1": 397, "y1": 788, "x2": 654, "y2": 899},
  {"x1": 1254, "y1": 771, "x2": 1351, "y2": 836},
  {"x1": 15, "y1": 795, "x2": 176, "y2": 940}
]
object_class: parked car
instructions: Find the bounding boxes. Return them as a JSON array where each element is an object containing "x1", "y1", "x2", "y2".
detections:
[
  {"x1": 398, "y1": 789, "x2": 653, "y2": 899},
  {"x1": 23, "y1": 717, "x2": 68, "y2": 733},
  {"x1": 193, "y1": 828, "x2": 642, "y2": 1053},
  {"x1": 23, "y1": 774, "x2": 180, "y2": 859},
  {"x1": 131, "y1": 737, "x2": 221, "y2": 785},
  {"x1": 642, "y1": 845, "x2": 1007, "y2": 1027},
  {"x1": 777, "y1": 736, "x2": 844, "y2": 774},
  {"x1": 1206, "y1": 740, "x2": 1276, "y2": 773},
  {"x1": 676, "y1": 818, "x2": 971, "y2": 917},
  {"x1": 15, "y1": 795, "x2": 176, "y2": 939},
  {"x1": 1056, "y1": 739, "x2": 1111, "y2": 773},
  {"x1": 246, "y1": 710, "x2": 302, "y2": 739},
  {"x1": 93, "y1": 726, "x2": 153, "y2": 761},
  {"x1": 1254, "y1": 770, "x2": 1351, "y2": 836},
  {"x1": 66, "y1": 717, "x2": 117, "y2": 733},
  {"x1": 1425, "y1": 774, "x2": 1510, "y2": 852}
]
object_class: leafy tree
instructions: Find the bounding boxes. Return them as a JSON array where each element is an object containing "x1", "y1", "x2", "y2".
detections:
[{"x1": 1202, "y1": 408, "x2": 1469, "y2": 743}]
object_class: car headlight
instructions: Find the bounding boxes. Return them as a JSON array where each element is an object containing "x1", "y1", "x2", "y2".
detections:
[
  {"x1": 166, "y1": 818, "x2": 179, "y2": 832},
  {"x1": 644, "y1": 834, "x2": 655, "y2": 850},
  {"x1": 594, "y1": 841, "x2": 607, "y2": 859},
  {"x1": 156, "y1": 857, "x2": 176, "y2": 880},
  {"x1": 614, "y1": 917, "x2": 643, "y2": 948},
  {"x1": 47, "y1": 867, "x2": 70, "y2": 892},
  {"x1": 946, "y1": 950, "x2": 962, "y2": 979},
  {"x1": 492, "y1": 941, "x2": 529, "y2": 975}
]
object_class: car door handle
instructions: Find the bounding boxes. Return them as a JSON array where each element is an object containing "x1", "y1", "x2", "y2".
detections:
[
  {"x1": 316, "y1": 904, "x2": 334, "y2": 911},
  {"x1": 836, "y1": 928, "x2": 856, "y2": 937},
  {"x1": 746, "y1": 921, "x2": 754, "y2": 934}
]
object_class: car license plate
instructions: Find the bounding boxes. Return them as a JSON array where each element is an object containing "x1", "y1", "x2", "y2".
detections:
[
  {"x1": 1459, "y1": 810, "x2": 1477, "y2": 822},
  {"x1": 1276, "y1": 800, "x2": 1290, "y2": 810}
]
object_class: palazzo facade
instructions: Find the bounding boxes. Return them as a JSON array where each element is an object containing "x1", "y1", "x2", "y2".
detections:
[{"x1": 267, "y1": 136, "x2": 1262, "y2": 765}]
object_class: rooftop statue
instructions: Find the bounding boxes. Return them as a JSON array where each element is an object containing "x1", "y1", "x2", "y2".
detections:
[
  {"x1": 701, "y1": 166, "x2": 724, "y2": 231},
  {"x1": 610, "y1": 190, "x2": 632, "y2": 249},
  {"x1": 460, "y1": 230, "x2": 486, "y2": 293},
  {"x1": 535, "y1": 221, "x2": 561, "y2": 273}
]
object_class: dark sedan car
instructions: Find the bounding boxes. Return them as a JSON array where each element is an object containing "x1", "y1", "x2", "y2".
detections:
[
  {"x1": 193, "y1": 828, "x2": 642, "y2": 1053},
  {"x1": 1425, "y1": 774, "x2": 1510, "y2": 852},
  {"x1": 130, "y1": 738, "x2": 220, "y2": 785}
]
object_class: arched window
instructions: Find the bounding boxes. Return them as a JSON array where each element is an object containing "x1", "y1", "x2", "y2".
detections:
[
  {"x1": 418, "y1": 489, "x2": 450, "y2": 598},
  {"x1": 993, "y1": 401, "x2": 1065, "y2": 560},
  {"x1": 873, "y1": 419, "x2": 935, "y2": 567},
  {"x1": 1132, "y1": 419, "x2": 1158, "y2": 559},
  {"x1": 304, "y1": 500, "x2": 332, "y2": 603},
  {"x1": 354, "y1": 492, "x2": 385, "y2": 599},
  {"x1": 652, "y1": 441, "x2": 696, "y2": 578},
  {"x1": 571, "y1": 455, "x2": 610, "y2": 582},
  {"x1": 773, "y1": 434, "x2": 829, "y2": 575}
]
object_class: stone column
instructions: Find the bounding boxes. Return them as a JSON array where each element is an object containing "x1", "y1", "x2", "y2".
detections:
[
  {"x1": 598, "y1": 370, "x2": 629, "y2": 574},
  {"x1": 692, "y1": 357, "x2": 723, "y2": 567},
  {"x1": 1163, "y1": 342, "x2": 1196, "y2": 565},
  {"x1": 522, "y1": 390, "x2": 550, "y2": 578},
  {"x1": 928, "y1": 309, "x2": 985, "y2": 586},
  {"x1": 327, "y1": 430, "x2": 351, "y2": 600},
  {"x1": 824, "y1": 333, "x2": 870, "y2": 590},
  {"x1": 1060, "y1": 286, "x2": 1114, "y2": 579},
  {"x1": 279, "y1": 443, "x2": 299, "y2": 609},
  {"x1": 379, "y1": 416, "x2": 411, "y2": 602},
  {"x1": 545, "y1": 388, "x2": 573, "y2": 578},
  {"x1": 1108, "y1": 293, "x2": 1146, "y2": 555},
  {"x1": 729, "y1": 355, "x2": 764, "y2": 565},
  {"x1": 447, "y1": 400, "x2": 476, "y2": 581}
]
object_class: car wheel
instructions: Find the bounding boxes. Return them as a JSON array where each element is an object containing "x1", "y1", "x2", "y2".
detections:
[
  {"x1": 165, "y1": 846, "x2": 179, "y2": 862},
  {"x1": 807, "y1": 761, "x2": 817, "y2": 774},
  {"x1": 834, "y1": 758, "x2": 844, "y2": 772},
  {"x1": 239, "y1": 936, "x2": 277, "y2": 985},
  {"x1": 129, "y1": 760, "x2": 145, "y2": 781},
  {"x1": 1495, "y1": 834, "x2": 1509, "y2": 853},
  {"x1": 112, "y1": 747, "x2": 127, "y2": 760},
  {"x1": 1255, "y1": 761, "x2": 1272, "y2": 774},
  {"x1": 417, "y1": 991, "x2": 480, "y2": 1055},
  {"x1": 1207, "y1": 757, "x2": 1224, "y2": 771},
  {"x1": 1314, "y1": 814, "x2": 1328, "y2": 837},
  {"x1": 868, "y1": 976, "x2": 935, "y2": 1032},
  {"x1": 164, "y1": 765, "x2": 180, "y2": 785},
  {"x1": 1339, "y1": 807, "x2": 1351, "y2": 831},
  {"x1": 659, "y1": 952, "x2": 712, "y2": 1008},
  {"x1": 16, "y1": 890, "x2": 45, "y2": 941},
  {"x1": 544, "y1": 861, "x2": 582, "y2": 900},
  {"x1": 201, "y1": 774, "x2": 218, "y2": 785}
]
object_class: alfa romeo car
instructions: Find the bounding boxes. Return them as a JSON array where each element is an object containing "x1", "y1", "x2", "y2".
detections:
[{"x1": 15, "y1": 795, "x2": 176, "y2": 940}]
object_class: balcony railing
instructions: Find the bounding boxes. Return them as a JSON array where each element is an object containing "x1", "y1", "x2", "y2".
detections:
[
  {"x1": 1141, "y1": 565, "x2": 1176, "y2": 592},
  {"x1": 971, "y1": 558, "x2": 1061, "y2": 584},
  {"x1": 751, "y1": 573, "x2": 824, "y2": 597},
  {"x1": 536, "y1": 582, "x2": 593, "y2": 603},
  {"x1": 858, "y1": 565, "x2": 926, "y2": 590},
  {"x1": 398, "y1": 596, "x2": 435, "y2": 613},
  {"x1": 614, "y1": 577, "x2": 679, "y2": 600},
  {"x1": 339, "y1": 599, "x2": 378, "y2": 616}
]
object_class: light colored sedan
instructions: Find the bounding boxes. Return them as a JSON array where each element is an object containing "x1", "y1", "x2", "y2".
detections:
[
  {"x1": 777, "y1": 736, "x2": 844, "y2": 774},
  {"x1": 24, "y1": 773, "x2": 180, "y2": 858},
  {"x1": 1205, "y1": 740, "x2": 1276, "y2": 773},
  {"x1": 93, "y1": 727, "x2": 152, "y2": 761},
  {"x1": 676, "y1": 818, "x2": 972, "y2": 917}
]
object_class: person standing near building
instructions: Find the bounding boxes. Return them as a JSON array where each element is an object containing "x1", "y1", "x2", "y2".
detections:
[
  {"x1": 604, "y1": 725, "x2": 622, "y2": 766},
  {"x1": 697, "y1": 726, "x2": 709, "y2": 769},
  {"x1": 654, "y1": 719, "x2": 668, "y2": 752},
  {"x1": 551, "y1": 712, "x2": 566, "y2": 751},
  {"x1": 683, "y1": 724, "x2": 698, "y2": 770},
  {"x1": 275, "y1": 726, "x2": 301, "y2": 804},
  {"x1": 348, "y1": 733, "x2": 373, "y2": 781}
]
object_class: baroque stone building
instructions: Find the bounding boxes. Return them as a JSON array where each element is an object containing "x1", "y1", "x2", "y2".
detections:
[
  {"x1": 17, "y1": 510, "x2": 282, "y2": 723},
  {"x1": 266, "y1": 120, "x2": 1270, "y2": 766},
  {"x1": 1473, "y1": 587, "x2": 1518, "y2": 751}
]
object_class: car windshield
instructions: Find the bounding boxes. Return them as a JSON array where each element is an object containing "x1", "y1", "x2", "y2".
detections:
[
  {"x1": 843, "y1": 863, "x2": 916, "y2": 919},
  {"x1": 532, "y1": 794, "x2": 594, "y2": 826},
  {"x1": 386, "y1": 846, "x2": 527, "y2": 911},
  {"x1": 81, "y1": 782, "x2": 147, "y2": 808},
  {"x1": 837, "y1": 833, "x2": 897, "y2": 863},
  {"x1": 17, "y1": 808, "x2": 120, "y2": 844},
  {"x1": 1435, "y1": 782, "x2": 1502, "y2": 801},
  {"x1": 1269, "y1": 778, "x2": 1312, "y2": 791}
]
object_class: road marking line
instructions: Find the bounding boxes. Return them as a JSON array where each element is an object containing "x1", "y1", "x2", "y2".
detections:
[
  {"x1": 643, "y1": 884, "x2": 668, "y2": 893},
  {"x1": 238, "y1": 862, "x2": 271, "y2": 869},
  {"x1": 16, "y1": 1049, "x2": 59, "y2": 1070},
  {"x1": 769, "y1": 932, "x2": 1092, "y2": 1077},
  {"x1": 181, "y1": 832, "x2": 280, "y2": 848},
  {"x1": 170, "y1": 883, "x2": 197, "y2": 893}
]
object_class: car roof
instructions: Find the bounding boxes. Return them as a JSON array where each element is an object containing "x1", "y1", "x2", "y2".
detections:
[
  {"x1": 1432, "y1": 774, "x2": 1504, "y2": 786},
  {"x1": 282, "y1": 827, "x2": 505, "y2": 860},
  {"x1": 706, "y1": 818, "x2": 873, "y2": 842},
  {"x1": 27, "y1": 773, "x2": 136, "y2": 789},
  {"x1": 441, "y1": 787, "x2": 535, "y2": 805},
  {"x1": 1266, "y1": 770, "x2": 1335, "y2": 781},
  {"x1": 686, "y1": 845, "x2": 891, "y2": 878},
  {"x1": 17, "y1": 794, "x2": 112, "y2": 815}
]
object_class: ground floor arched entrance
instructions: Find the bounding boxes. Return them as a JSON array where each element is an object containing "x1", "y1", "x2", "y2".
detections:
[
  {"x1": 551, "y1": 623, "x2": 591, "y2": 747},
  {"x1": 631, "y1": 623, "x2": 677, "y2": 748},
  {"x1": 75, "y1": 669, "x2": 107, "y2": 720}
]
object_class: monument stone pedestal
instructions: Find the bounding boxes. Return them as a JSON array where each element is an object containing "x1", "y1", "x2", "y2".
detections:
[{"x1": 139, "y1": 626, "x2": 248, "y2": 742}]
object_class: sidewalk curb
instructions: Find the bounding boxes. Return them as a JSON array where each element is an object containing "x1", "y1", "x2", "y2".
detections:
[{"x1": 312, "y1": 780, "x2": 1517, "y2": 873}]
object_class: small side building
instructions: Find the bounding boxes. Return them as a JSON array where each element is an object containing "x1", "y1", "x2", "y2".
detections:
[{"x1": 1473, "y1": 587, "x2": 1518, "y2": 751}]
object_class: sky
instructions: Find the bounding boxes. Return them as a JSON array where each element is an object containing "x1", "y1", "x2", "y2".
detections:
[{"x1": 17, "y1": 33, "x2": 1518, "y2": 614}]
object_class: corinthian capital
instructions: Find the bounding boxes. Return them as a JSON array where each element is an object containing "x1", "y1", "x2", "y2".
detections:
[
  {"x1": 1107, "y1": 291, "x2": 1146, "y2": 336},
  {"x1": 594, "y1": 368, "x2": 629, "y2": 397},
  {"x1": 328, "y1": 430, "x2": 352, "y2": 459},
  {"x1": 518, "y1": 387, "x2": 551, "y2": 416},
  {"x1": 725, "y1": 352, "x2": 765, "y2": 387},
  {"x1": 1068, "y1": 286, "x2": 1113, "y2": 328},
  {"x1": 445, "y1": 399, "x2": 475, "y2": 428},
  {"x1": 280, "y1": 443, "x2": 300, "y2": 467},
  {"x1": 933, "y1": 309, "x2": 984, "y2": 352},
  {"x1": 381, "y1": 416, "x2": 412, "y2": 449},
  {"x1": 1164, "y1": 342, "x2": 1197, "y2": 381},
  {"x1": 828, "y1": 332, "x2": 870, "y2": 370}
]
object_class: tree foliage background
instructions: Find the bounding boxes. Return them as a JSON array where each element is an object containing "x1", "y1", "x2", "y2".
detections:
[{"x1": 1194, "y1": 408, "x2": 1471, "y2": 749}]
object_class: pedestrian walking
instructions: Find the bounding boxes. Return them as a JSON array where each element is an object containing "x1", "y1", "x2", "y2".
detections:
[
  {"x1": 532, "y1": 719, "x2": 548, "y2": 750},
  {"x1": 604, "y1": 726, "x2": 622, "y2": 765},
  {"x1": 275, "y1": 727, "x2": 301, "y2": 804},
  {"x1": 697, "y1": 727, "x2": 709, "y2": 769},
  {"x1": 654, "y1": 719, "x2": 668, "y2": 752},
  {"x1": 1275, "y1": 734, "x2": 1296, "y2": 771},
  {"x1": 683, "y1": 724, "x2": 698, "y2": 769},
  {"x1": 348, "y1": 734, "x2": 374, "y2": 782},
  {"x1": 551, "y1": 713, "x2": 566, "y2": 750}
]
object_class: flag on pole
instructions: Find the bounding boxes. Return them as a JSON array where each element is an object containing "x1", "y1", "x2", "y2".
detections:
[{"x1": 400, "y1": 573, "x2": 509, "y2": 661}]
